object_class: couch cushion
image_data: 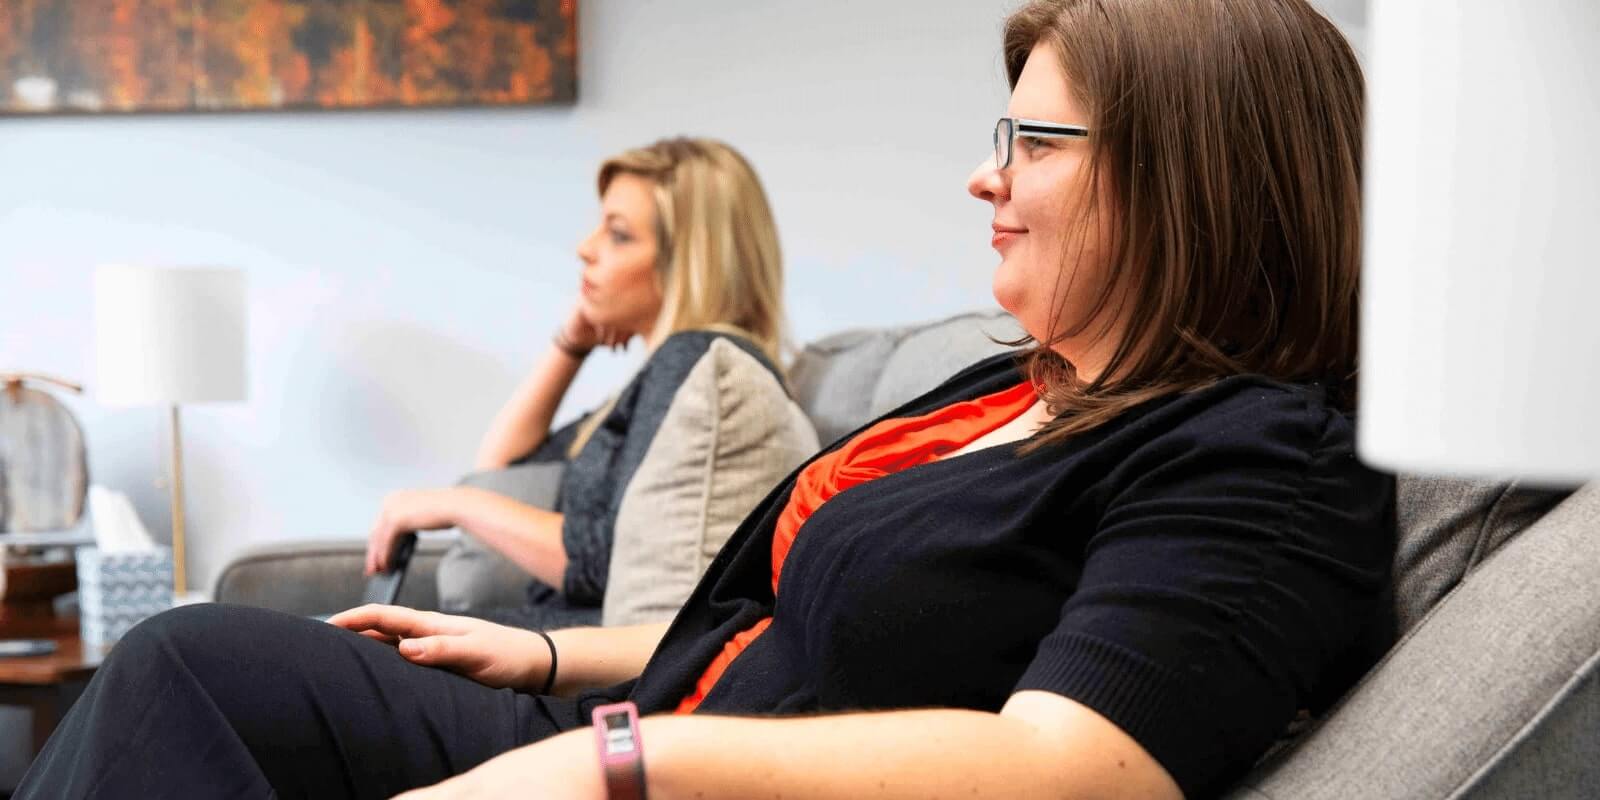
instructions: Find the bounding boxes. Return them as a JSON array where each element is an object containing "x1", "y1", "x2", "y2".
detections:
[
  {"x1": 213, "y1": 537, "x2": 452, "y2": 614},
  {"x1": 1223, "y1": 483, "x2": 1600, "y2": 800},
  {"x1": 868, "y1": 311, "x2": 1023, "y2": 417},
  {"x1": 435, "y1": 461, "x2": 567, "y2": 613},
  {"x1": 787, "y1": 330, "x2": 901, "y2": 447},
  {"x1": 789, "y1": 309, "x2": 1020, "y2": 445},
  {"x1": 1392, "y1": 476, "x2": 1572, "y2": 633},
  {"x1": 604, "y1": 337, "x2": 819, "y2": 627}
]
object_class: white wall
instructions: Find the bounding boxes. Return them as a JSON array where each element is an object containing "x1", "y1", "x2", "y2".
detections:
[
  {"x1": 0, "y1": 1, "x2": 1021, "y2": 593},
  {"x1": 0, "y1": 0, "x2": 1366, "y2": 594}
]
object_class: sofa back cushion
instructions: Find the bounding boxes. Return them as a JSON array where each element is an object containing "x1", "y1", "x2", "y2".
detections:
[
  {"x1": 1392, "y1": 476, "x2": 1572, "y2": 633},
  {"x1": 435, "y1": 461, "x2": 568, "y2": 613},
  {"x1": 788, "y1": 310, "x2": 1023, "y2": 445}
]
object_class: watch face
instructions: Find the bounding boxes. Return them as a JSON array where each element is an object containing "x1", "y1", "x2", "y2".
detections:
[{"x1": 603, "y1": 711, "x2": 636, "y2": 755}]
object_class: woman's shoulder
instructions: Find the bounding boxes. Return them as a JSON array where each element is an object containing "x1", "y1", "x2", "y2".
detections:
[
  {"x1": 628, "y1": 329, "x2": 784, "y2": 397},
  {"x1": 652, "y1": 328, "x2": 770, "y2": 364},
  {"x1": 1138, "y1": 374, "x2": 1354, "y2": 452},
  {"x1": 1095, "y1": 374, "x2": 1391, "y2": 523}
]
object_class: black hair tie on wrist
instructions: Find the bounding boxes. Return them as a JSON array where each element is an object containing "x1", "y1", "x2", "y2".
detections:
[
  {"x1": 535, "y1": 629, "x2": 559, "y2": 696},
  {"x1": 553, "y1": 331, "x2": 592, "y2": 359}
]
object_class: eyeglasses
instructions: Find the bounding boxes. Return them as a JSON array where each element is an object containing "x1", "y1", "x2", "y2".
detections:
[{"x1": 993, "y1": 117, "x2": 1090, "y2": 169}]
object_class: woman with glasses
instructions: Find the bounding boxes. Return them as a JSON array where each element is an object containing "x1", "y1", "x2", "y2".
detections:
[{"x1": 19, "y1": 1, "x2": 1389, "y2": 798}]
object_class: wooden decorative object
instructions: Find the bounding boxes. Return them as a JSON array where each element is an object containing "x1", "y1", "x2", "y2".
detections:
[
  {"x1": 0, "y1": 557, "x2": 78, "y2": 637},
  {"x1": 0, "y1": 372, "x2": 89, "y2": 533}
]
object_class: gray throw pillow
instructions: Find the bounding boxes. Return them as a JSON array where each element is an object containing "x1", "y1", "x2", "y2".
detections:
[{"x1": 435, "y1": 461, "x2": 566, "y2": 614}]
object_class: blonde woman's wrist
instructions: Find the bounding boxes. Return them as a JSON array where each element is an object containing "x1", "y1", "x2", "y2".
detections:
[{"x1": 552, "y1": 328, "x2": 593, "y2": 359}]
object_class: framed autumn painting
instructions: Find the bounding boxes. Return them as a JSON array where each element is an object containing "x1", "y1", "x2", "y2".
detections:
[{"x1": 0, "y1": 0, "x2": 577, "y2": 115}]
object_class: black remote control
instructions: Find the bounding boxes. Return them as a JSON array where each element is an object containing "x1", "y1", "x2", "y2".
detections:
[{"x1": 361, "y1": 532, "x2": 418, "y2": 606}]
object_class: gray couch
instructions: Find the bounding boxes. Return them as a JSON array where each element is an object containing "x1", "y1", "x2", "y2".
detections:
[{"x1": 215, "y1": 310, "x2": 1600, "y2": 798}]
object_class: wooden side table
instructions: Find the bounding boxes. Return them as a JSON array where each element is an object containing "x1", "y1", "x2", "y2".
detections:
[
  {"x1": 1, "y1": 557, "x2": 107, "y2": 764},
  {"x1": 0, "y1": 630, "x2": 106, "y2": 755}
]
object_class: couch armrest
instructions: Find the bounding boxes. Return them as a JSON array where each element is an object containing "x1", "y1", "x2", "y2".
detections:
[{"x1": 212, "y1": 536, "x2": 453, "y2": 615}]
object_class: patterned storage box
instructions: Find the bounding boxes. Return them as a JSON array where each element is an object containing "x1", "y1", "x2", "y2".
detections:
[{"x1": 76, "y1": 547, "x2": 174, "y2": 647}]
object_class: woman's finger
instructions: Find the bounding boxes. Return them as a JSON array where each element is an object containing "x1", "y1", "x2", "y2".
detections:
[
  {"x1": 356, "y1": 629, "x2": 400, "y2": 645},
  {"x1": 369, "y1": 522, "x2": 395, "y2": 575},
  {"x1": 327, "y1": 604, "x2": 441, "y2": 639},
  {"x1": 365, "y1": 522, "x2": 387, "y2": 575},
  {"x1": 397, "y1": 634, "x2": 478, "y2": 670}
]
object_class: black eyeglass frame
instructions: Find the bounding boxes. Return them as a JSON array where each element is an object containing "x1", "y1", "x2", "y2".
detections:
[{"x1": 994, "y1": 117, "x2": 1090, "y2": 169}]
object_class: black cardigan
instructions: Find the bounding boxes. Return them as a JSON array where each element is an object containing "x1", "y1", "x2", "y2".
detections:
[{"x1": 582, "y1": 351, "x2": 1395, "y2": 798}]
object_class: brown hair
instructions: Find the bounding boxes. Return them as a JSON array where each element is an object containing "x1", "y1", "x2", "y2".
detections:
[{"x1": 1002, "y1": 0, "x2": 1365, "y2": 447}]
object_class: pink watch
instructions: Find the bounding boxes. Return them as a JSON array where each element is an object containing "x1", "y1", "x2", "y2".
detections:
[{"x1": 592, "y1": 701, "x2": 648, "y2": 800}]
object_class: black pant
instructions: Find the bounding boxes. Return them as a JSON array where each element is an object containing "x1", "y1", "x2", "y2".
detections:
[{"x1": 16, "y1": 604, "x2": 588, "y2": 799}]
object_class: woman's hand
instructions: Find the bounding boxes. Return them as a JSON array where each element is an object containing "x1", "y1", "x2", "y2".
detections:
[
  {"x1": 327, "y1": 604, "x2": 554, "y2": 692},
  {"x1": 366, "y1": 488, "x2": 461, "y2": 575},
  {"x1": 560, "y1": 303, "x2": 632, "y2": 355},
  {"x1": 389, "y1": 731, "x2": 603, "y2": 799}
]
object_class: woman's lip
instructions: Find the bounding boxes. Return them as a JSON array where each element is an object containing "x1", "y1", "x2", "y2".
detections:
[{"x1": 992, "y1": 231, "x2": 1024, "y2": 250}]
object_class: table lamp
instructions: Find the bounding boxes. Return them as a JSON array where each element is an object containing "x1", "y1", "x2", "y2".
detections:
[
  {"x1": 1359, "y1": 2, "x2": 1599, "y2": 483},
  {"x1": 94, "y1": 267, "x2": 248, "y2": 594}
]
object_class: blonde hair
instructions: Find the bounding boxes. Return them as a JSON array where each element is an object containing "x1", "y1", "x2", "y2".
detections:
[
  {"x1": 568, "y1": 138, "x2": 786, "y2": 459},
  {"x1": 597, "y1": 137, "x2": 787, "y2": 366}
]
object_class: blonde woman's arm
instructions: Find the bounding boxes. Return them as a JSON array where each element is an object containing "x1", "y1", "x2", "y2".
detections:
[
  {"x1": 474, "y1": 307, "x2": 628, "y2": 470},
  {"x1": 364, "y1": 487, "x2": 567, "y2": 586}
]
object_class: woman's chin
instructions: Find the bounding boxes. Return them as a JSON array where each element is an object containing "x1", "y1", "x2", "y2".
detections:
[
  {"x1": 991, "y1": 269, "x2": 1025, "y2": 320},
  {"x1": 579, "y1": 299, "x2": 614, "y2": 327}
]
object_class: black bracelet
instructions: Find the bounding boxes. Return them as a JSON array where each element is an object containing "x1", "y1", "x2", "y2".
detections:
[
  {"x1": 552, "y1": 331, "x2": 592, "y2": 359},
  {"x1": 535, "y1": 629, "x2": 559, "y2": 695}
]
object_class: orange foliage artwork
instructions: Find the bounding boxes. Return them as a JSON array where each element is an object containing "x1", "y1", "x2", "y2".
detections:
[{"x1": 0, "y1": 0, "x2": 576, "y2": 114}]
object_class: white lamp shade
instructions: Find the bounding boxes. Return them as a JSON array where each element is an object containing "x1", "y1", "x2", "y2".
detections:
[
  {"x1": 1359, "y1": 2, "x2": 1600, "y2": 483},
  {"x1": 94, "y1": 266, "x2": 248, "y2": 406}
]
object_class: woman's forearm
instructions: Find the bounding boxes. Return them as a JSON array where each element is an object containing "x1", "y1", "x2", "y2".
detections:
[
  {"x1": 621, "y1": 701, "x2": 1180, "y2": 800},
  {"x1": 475, "y1": 343, "x2": 585, "y2": 470},
  {"x1": 546, "y1": 622, "x2": 671, "y2": 695},
  {"x1": 450, "y1": 487, "x2": 571, "y2": 588}
]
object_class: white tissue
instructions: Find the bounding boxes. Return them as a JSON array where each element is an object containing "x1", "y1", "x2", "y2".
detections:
[{"x1": 88, "y1": 485, "x2": 160, "y2": 553}]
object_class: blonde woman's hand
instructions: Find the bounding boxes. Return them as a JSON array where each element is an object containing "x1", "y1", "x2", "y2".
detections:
[
  {"x1": 560, "y1": 304, "x2": 632, "y2": 355},
  {"x1": 365, "y1": 488, "x2": 460, "y2": 575},
  {"x1": 327, "y1": 604, "x2": 554, "y2": 692}
]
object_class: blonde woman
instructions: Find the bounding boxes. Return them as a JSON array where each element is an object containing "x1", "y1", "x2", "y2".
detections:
[{"x1": 363, "y1": 137, "x2": 816, "y2": 630}]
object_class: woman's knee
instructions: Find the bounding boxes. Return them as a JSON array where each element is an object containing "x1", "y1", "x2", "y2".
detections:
[{"x1": 113, "y1": 603, "x2": 278, "y2": 669}]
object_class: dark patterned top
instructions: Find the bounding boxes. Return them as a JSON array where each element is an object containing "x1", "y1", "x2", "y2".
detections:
[{"x1": 485, "y1": 331, "x2": 782, "y2": 631}]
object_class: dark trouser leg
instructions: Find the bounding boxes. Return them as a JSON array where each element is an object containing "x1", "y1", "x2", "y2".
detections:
[{"x1": 16, "y1": 604, "x2": 585, "y2": 799}]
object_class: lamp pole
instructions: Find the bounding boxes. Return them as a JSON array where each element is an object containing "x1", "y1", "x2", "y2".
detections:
[{"x1": 168, "y1": 405, "x2": 188, "y2": 595}]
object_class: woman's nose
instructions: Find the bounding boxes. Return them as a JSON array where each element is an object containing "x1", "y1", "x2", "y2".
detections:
[
  {"x1": 576, "y1": 231, "x2": 598, "y2": 264},
  {"x1": 967, "y1": 157, "x2": 1008, "y2": 203}
]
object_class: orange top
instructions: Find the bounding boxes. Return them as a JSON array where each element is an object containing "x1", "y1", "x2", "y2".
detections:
[{"x1": 674, "y1": 380, "x2": 1039, "y2": 713}]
